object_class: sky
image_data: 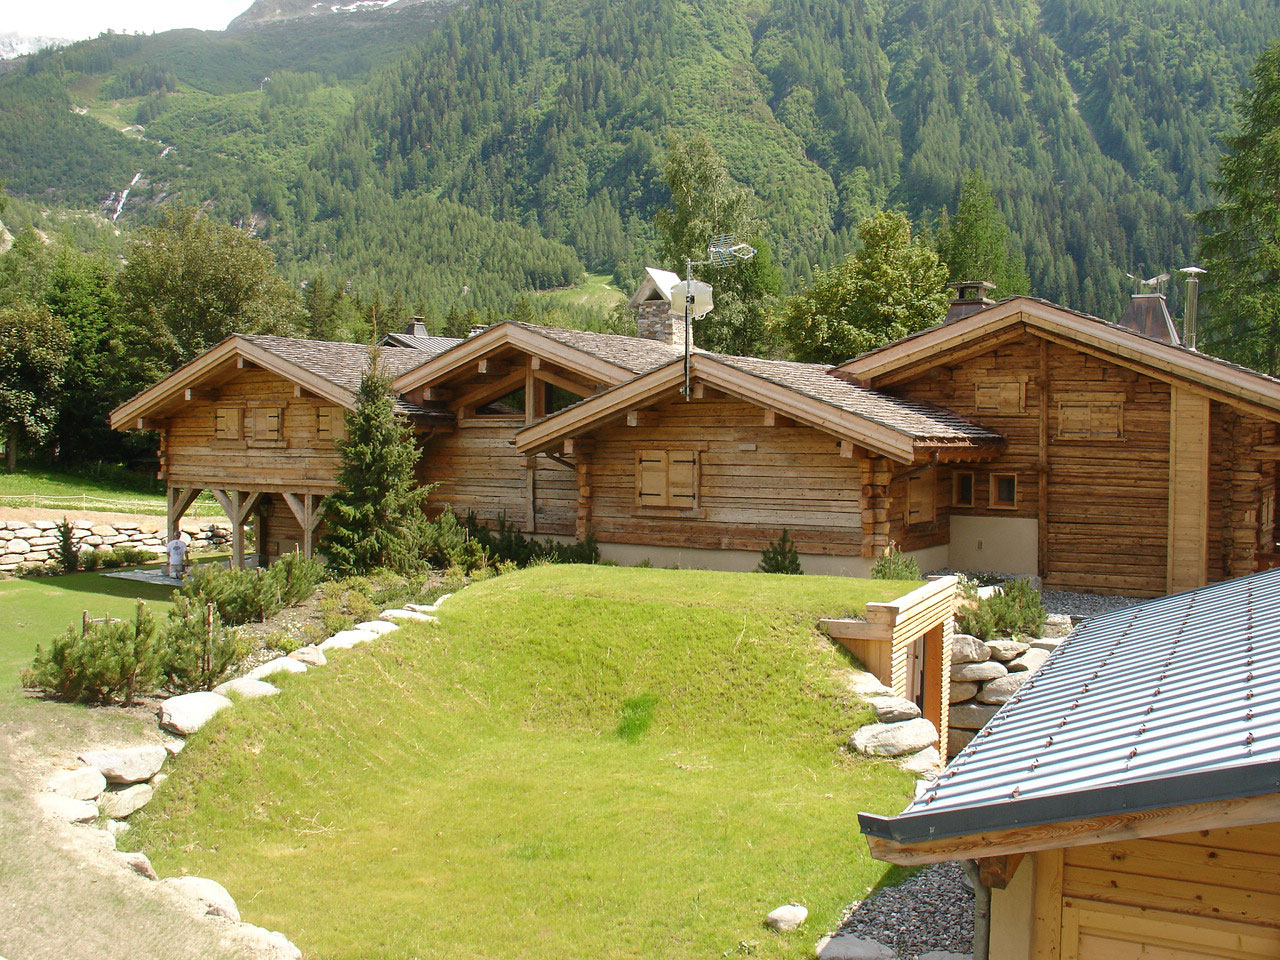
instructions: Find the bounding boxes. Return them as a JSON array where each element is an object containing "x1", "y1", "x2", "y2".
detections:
[{"x1": 5, "y1": 1, "x2": 251, "y2": 42}]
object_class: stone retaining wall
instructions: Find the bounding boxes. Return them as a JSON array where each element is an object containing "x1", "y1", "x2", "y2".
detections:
[{"x1": 0, "y1": 519, "x2": 231, "y2": 574}]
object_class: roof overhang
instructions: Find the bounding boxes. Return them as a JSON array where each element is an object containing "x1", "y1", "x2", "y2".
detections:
[
  {"x1": 859, "y1": 764, "x2": 1280, "y2": 866},
  {"x1": 835, "y1": 298, "x2": 1280, "y2": 420},
  {"x1": 109, "y1": 335, "x2": 360, "y2": 431},
  {"x1": 391, "y1": 322, "x2": 636, "y2": 395},
  {"x1": 515, "y1": 354, "x2": 987, "y2": 463}
]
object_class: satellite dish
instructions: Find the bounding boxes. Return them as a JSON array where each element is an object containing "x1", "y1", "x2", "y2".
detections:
[{"x1": 670, "y1": 279, "x2": 714, "y2": 318}]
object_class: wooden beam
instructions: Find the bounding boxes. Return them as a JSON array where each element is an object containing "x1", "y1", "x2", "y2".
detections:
[
  {"x1": 762, "y1": 410, "x2": 795, "y2": 427},
  {"x1": 626, "y1": 410, "x2": 659, "y2": 427},
  {"x1": 424, "y1": 386, "x2": 454, "y2": 402},
  {"x1": 166, "y1": 486, "x2": 202, "y2": 541},
  {"x1": 136, "y1": 417, "x2": 166, "y2": 431},
  {"x1": 530, "y1": 357, "x2": 543, "y2": 371},
  {"x1": 282, "y1": 491, "x2": 324, "y2": 559},
  {"x1": 839, "y1": 441, "x2": 857, "y2": 459},
  {"x1": 1254, "y1": 444, "x2": 1280, "y2": 458},
  {"x1": 208, "y1": 489, "x2": 264, "y2": 568},
  {"x1": 977, "y1": 853, "x2": 1024, "y2": 890},
  {"x1": 532, "y1": 367, "x2": 597, "y2": 397},
  {"x1": 477, "y1": 357, "x2": 507, "y2": 376},
  {"x1": 184, "y1": 388, "x2": 215, "y2": 402},
  {"x1": 454, "y1": 368, "x2": 527, "y2": 411},
  {"x1": 1031, "y1": 850, "x2": 1063, "y2": 960}
]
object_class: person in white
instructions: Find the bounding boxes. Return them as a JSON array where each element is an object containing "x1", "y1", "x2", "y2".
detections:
[{"x1": 165, "y1": 535, "x2": 188, "y2": 579}]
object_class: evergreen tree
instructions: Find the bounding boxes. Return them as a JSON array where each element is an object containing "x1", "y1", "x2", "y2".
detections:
[
  {"x1": 1196, "y1": 42, "x2": 1280, "y2": 374},
  {"x1": 0, "y1": 303, "x2": 72, "y2": 470},
  {"x1": 319, "y1": 348, "x2": 431, "y2": 576},
  {"x1": 936, "y1": 171, "x2": 1030, "y2": 299},
  {"x1": 774, "y1": 211, "x2": 949, "y2": 364}
]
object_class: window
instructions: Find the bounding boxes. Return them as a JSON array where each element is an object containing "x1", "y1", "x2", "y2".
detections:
[
  {"x1": 214, "y1": 407, "x2": 242, "y2": 440},
  {"x1": 249, "y1": 406, "x2": 283, "y2": 443},
  {"x1": 316, "y1": 406, "x2": 345, "y2": 441},
  {"x1": 906, "y1": 471, "x2": 936, "y2": 525},
  {"x1": 990, "y1": 473, "x2": 1018, "y2": 509},
  {"x1": 635, "y1": 449, "x2": 698, "y2": 509},
  {"x1": 952, "y1": 471, "x2": 975, "y2": 508},
  {"x1": 474, "y1": 388, "x2": 525, "y2": 418},
  {"x1": 974, "y1": 380, "x2": 1025, "y2": 414},
  {"x1": 1056, "y1": 400, "x2": 1124, "y2": 440}
]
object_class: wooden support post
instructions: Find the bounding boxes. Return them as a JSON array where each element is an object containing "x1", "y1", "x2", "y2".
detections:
[
  {"x1": 166, "y1": 486, "x2": 203, "y2": 542},
  {"x1": 626, "y1": 410, "x2": 658, "y2": 427},
  {"x1": 282, "y1": 492, "x2": 324, "y2": 559},
  {"x1": 1031, "y1": 849, "x2": 1064, "y2": 960},
  {"x1": 573, "y1": 441, "x2": 595, "y2": 541},
  {"x1": 762, "y1": 410, "x2": 795, "y2": 427},
  {"x1": 209, "y1": 489, "x2": 263, "y2": 569}
]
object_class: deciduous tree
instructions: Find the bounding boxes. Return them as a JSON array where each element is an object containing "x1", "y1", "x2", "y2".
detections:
[{"x1": 0, "y1": 303, "x2": 72, "y2": 470}]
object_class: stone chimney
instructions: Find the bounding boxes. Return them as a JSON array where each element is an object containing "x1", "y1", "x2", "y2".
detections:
[
  {"x1": 944, "y1": 281, "x2": 996, "y2": 324},
  {"x1": 406, "y1": 317, "x2": 428, "y2": 337},
  {"x1": 636, "y1": 297, "x2": 689, "y2": 351}
]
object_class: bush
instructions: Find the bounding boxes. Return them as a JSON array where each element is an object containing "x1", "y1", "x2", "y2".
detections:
[
  {"x1": 176, "y1": 554, "x2": 323, "y2": 626},
  {"x1": 55, "y1": 517, "x2": 78, "y2": 573},
  {"x1": 265, "y1": 551, "x2": 324, "y2": 607},
  {"x1": 956, "y1": 578, "x2": 1046, "y2": 639},
  {"x1": 756, "y1": 530, "x2": 803, "y2": 574},
  {"x1": 425, "y1": 507, "x2": 488, "y2": 573},
  {"x1": 161, "y1": 597, "x2": 246, "y2": 693},
  {"x1": 458, "y1": 512, "x2": 600, "y2": 569},
  {"x1": 81, "y1": 549, "x2": 101, "y2": 571},
  {"x1": 870, "y1": 541, "x2": 921, "y2": 580},
  {"x1": 27, "y1": 601, "x2": 162, "y2": 705}
]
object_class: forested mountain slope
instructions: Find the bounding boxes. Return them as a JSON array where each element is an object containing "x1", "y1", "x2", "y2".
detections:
[{"x1": 1, "y1": 0, "x2": 1276, "y2": 322}]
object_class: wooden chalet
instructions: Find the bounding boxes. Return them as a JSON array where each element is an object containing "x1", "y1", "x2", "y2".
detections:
[
  {"x1": 112, "y1": 281, "x2": 1280, "y2": 597},
  {"x1": 858, "y1": 567, "x2": 1280, "y2": 960}
]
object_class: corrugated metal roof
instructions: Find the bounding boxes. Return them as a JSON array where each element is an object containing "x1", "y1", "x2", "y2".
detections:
[
  {"x1": 861, "y1": 569, "x2": 1280, "y2": 844},
  {"x1": 379, "y1": 332, "x2": 463, "y2": 353}
]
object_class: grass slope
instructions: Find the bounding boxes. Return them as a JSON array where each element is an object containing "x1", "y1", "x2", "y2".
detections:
[
  {"x1": 128, "y1": 566, "x2": 919, "y2": 959},
  {"x1": 0, "y1": 465, "x2": 221, "y2": 516}
]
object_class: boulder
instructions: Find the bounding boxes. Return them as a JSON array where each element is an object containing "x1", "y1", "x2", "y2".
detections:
[
  {"x1": 900, "y1": 746, "x2": 942, "y2": 776},
  {"x1": 850, "y1": 718, "x2": 938, "y2": 758},
  {"x1": 213, "y1": 677, "x2": 280, "y2": 700},
  {"x1": 866, "y1": 695, "x2": 921, "y2": 723},
  {"x1": 37, "y1": 793, "x2": 98, "y2": 823},
  {"x1": 354, "y1": 620, "x2": 399, "y2": 635},
  {"x1": 317, "y1": 629, "x2": 378, "y2": 651},
  {"x1": 237, "y1": 923, "x2": 303, "y2": 960},
  {"x1": 403, "y1": 603, "x2": 439, "y2": 614},
  {"x1": 163, "y1": 876, "x2": 240, "y2": 922},
  {"x1": 33, "y1": 519, "x2": 58, "y2": 529},
  {"x1": 766, "y1": 903, "x2": 808, "y2": 932},
  {"x1": 106, "y1": 819, "x2": 131, "y2": 838},
  {"x1": 1030, "y1": 637, "x2": 1065, "y2": 652},
  {"x1": 28, "y1": 536, "x2": 57, "y2": 546},
  {"x1": 99, "y1": 783, "x2": 154, "y2": 819},
  {"x1": 949, "y1": 681, "x2": 979, "y2": 704},
  {"x1": 90, "y1": 524, "x2": 116, "y2": 537},
  {"x1": 379, "y1": 608, "x2": 438, "y2": 623},
  {"x1": 977, "y1": 673, "x2": 1030, "y2": 704},
  {"x1": 117, "y1": 850, "x2": 158, "y2": 880},
  {"x1": 951, "y1": 660, "x2": 1007, "y2": 682},
  {"x1": 67, "y1": 825, "x2": 116, "y2": 856},
  {"x1": 79, "y1": 745, "x2": 166, "y2": 784},
  {"x1": 159, "y1": 691, "x2": 233, "y2": 735},
  {"x1": 8, "y1": 539, "x2": 30, "y2": 552},
  {"x1": 163, "y1": 737, "x2": 186, "y2": 756},
  {"x1": 12, "y1": 527, "x2": 41, "y2": 539},
  {"x1": 986, "y1": 638, "x2": 1030, "y2": 662},
  {"x1": 948, "y1": 728, "x2": 976, "y2": 755},
  {"x1": 288, "y1": 645, "x2": 327, "y2": 666},
  {"x1": 1009, "y1": 648, "x2": 1051, "y2": 673},
  {"x1": 816, "y1": 934, "x2": 895, "y2": 960},
  {"x1": 950, "y1": 633, "x2": 991, "y2": 664},
  {"x1": 46, "y1": 766, "x2": 107, "y2": 800},
  {"x1": 245, "y1": 657, "x2": 307, "y2": 681},
  {"x1": 1040, "y1": 614, "x2": 1073, "y2": 638},
  {"x1": 841, "y1": 670, "x2": 893, "y2": 698},
  {"x1": 949, "y1": 702, "x2": 1001, "y2": 730}
]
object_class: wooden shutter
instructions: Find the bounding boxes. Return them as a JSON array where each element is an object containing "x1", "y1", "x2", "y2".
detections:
[
  {"x1": 636, "y1": 451, "x2": 669, "y2": 506},
  {"x1": 316, "y1": 406, "x2": 345, "y2": 441},
  {"x1": 1089, "y1": 401, "x2": 1123, "y2": 439},
  {"x1": 907, "y1": 472, "x2": 935, "y2": 525},
  {"x1": 667, "y1": 451, "x2": 698, "y2": 507},
  {"x1": 253, "y1": 407, "x2": 282, "y2": 441},
  {"x1": 975, "y1": 381, "x2": 1024, "y2": 413},
  {"x1": 1057, "y1": 402, "x2": 1092, "y2": 439},
  {"x1": 214, "y1": 407, "x2": 242, "y2": 440}
]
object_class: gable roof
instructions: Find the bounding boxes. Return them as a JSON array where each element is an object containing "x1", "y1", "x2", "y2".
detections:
[
  {"x1": 515, "y1": 351, "x2": 1004, "y2": 462},
  {"x1": 836, "y1": 296, "x2": 1280, "y2": 419},
  {"x1": 625, "y1": 267, "x2": 681, "y2": 309},
  {"x1": 859, "y1": 568, "x2": 1280, "y2": 863},
  {"x1": 110, "y1": 335, "x2": 439, "y2": 429},
  {"x1": 391, "y1": 320, "x2": 685, "y2": 393}
]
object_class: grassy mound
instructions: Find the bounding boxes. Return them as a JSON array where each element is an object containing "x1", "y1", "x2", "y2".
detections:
[{"x1": 127, "y1": 566, "x2": 919, "y2": 959}]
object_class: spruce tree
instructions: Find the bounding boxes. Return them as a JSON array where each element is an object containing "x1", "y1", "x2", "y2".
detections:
[
  {"x1": 319, "y1": 349, "x2": 431, "y2": 576},
  {"x1": 936, "y1": 171, "x2": 1030, "y2": 299}
]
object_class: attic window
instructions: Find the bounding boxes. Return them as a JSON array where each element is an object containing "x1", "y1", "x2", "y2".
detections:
[
  {"x1": 1056, "y1": 400, "x2": 1124, "y2": 440},
  {"x1": 249, "y1": 407, "x2": 283, "y2": 444},
  {"x1": 907, "y1": 471, "x2": 936, "y2": 525},
  {"x1": 635, "y1": 450, "x2": 698, "y2": 510},
  {"x1": 214, "y1": 407, "x2": 242, "y2": 441},
  {"x1": 316, "y1": 406, "x2": 345, "y2": 441},
  {"x1": 475, "y1": 388, "x2": 525, "y2": 418},
  {"x1": 974, "y1": 381, "x2": 1025, "y2": 414}
]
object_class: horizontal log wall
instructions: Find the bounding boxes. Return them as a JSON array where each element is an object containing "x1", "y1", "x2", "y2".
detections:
[
  {"x1": 584, "y1": 394, "x2": 864, "y2": 554},
  {"x1": 1209, "y1": 403, "x2": 1278, "y2": 581},
  {"x1": 163, "y1": 369, "x2": 343, "y2": 492},
  {"x1": 259, "y1": 495, "x2": 306, "y2": 561}
]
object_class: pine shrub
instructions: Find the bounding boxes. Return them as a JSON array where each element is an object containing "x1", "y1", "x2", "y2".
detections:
[
  {"x1": 28, "y1": 601, "x2": 162, "y2": 705},
  {"x1": 161, "y1": 597, "x2": 245, "y2": 693},
  {"x1": 870, "y1": 541, "x2": 920, "y2": 580},
  {"x1": 55, "y1": 517, "x2": 78, "y2": 573},
  {"x1": 757, "y1": 530, "x2": 803, "y2": 574}
]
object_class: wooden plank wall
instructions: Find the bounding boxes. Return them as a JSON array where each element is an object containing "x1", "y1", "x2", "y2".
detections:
[
  {"x1": 584, "y1": 393, "x2": 864, "y2": 555},
  {"x1": 164, "y1": 369, "x2": 343, "y2": 491},
  {"x1": 259, "y1": 495, "x2": 306, "y2": 561},
  {"x1": 1209, "y1": 404, "x2": 1278, "y2": 580}
]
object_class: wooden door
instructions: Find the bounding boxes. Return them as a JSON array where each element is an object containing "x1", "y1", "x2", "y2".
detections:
[{"x1": 1062, "y1": 902, "x2": 1280, "y2": 960}]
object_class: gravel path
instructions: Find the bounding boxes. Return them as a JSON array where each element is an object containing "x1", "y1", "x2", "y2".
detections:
[
  {"x1": 831, "y1": 862, "x2": 974, "y2": 958},
  {"x1": 1039, "y1": 588, "x2": 1142, "y2": 619}
]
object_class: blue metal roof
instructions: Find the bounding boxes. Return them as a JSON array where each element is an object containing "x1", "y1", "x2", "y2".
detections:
[{"x1": 861, "y1": 568, "x2": 1280, "y2": 844}]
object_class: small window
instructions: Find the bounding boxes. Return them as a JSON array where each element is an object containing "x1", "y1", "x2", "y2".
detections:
[
  {"x1": 1057, "y1": 400, "x2": 1124, "y2": 440},
  {"x1": 316, "y1": 406, "x2": 346, "y2": 441},
  {"x1": 214, "y1": 407, "x2": 242, "y2": 440},
  {"x1": 952, "y1": 471, "x2": 975, "y2": 508},
  {"x1": 974, "y1": 381, "x2": 1025, "y2": 414},
  {"x1": 635, "y1": 449, "x2": 698, "y2": 509},
  {"x1": 907, "y1": 471, "x2": 936, "y2": 525},
  {"x1": 990, "y1": 473, "x2": 1018, "y2": 509},
  {"x1": 250, "y1": 406, "x2": 283, "y2": 442}
]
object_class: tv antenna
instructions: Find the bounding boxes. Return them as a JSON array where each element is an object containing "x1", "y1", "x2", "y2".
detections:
[{"x1": 678, "y1": 235, "x2": 757, "y2": 400}]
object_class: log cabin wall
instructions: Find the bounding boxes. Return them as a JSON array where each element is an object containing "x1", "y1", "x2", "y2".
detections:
[
  {"x1": 162, "y1": 368, "x2": 344, "y2": 492},
  {"x1": 1209, "y1": 405, "x2": 1278, "y2": 581},
  {"x1": 258, "y1": 495, "x2": 307, "y2": 562},
  {"x1": 579, "y1": 392, "x2": 865, "y2": 556}
]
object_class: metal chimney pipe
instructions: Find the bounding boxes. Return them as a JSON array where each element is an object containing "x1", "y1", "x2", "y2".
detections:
[{"x1": 1179, "y1": 267, "x2": 1206, "y2": 351}]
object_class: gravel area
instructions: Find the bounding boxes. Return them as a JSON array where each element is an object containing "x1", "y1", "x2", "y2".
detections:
[
  {"x1": 831, "y1": 861, "x2": 974, "y2": 958},
  {"x1": 1039, "y1": 588, "x2": 1142, "y2": 620}
]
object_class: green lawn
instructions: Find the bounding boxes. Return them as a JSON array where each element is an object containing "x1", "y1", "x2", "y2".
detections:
[
  {"x1": 126, "y1": 566, "x2": 919, "y2": 960},
  {"x1": 535, "y1": 271, "x2": 628, "y2": 312},
  {"x1": 0, "y1": 465, "x2": 222, "y2": 517}
]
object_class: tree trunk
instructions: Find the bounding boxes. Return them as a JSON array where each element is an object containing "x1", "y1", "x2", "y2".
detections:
[{"x1": 5, "y1": 426, "x2": 15, "y2": 473}]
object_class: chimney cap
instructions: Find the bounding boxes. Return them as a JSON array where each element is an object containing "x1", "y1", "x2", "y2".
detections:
[
  {"x1": 944, "y1": 280, "x2": 997, "y2": 324},
  {"x1": 406, "y1": 316, "x2": 428, "y2": 336}
]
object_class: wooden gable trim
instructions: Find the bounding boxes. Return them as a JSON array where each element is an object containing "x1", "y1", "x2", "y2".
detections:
[
  {"x1": 862, "y1": 792, "x2": 1280, "y2": 867},
  {"x1": 515, "y1": 356, "x2": 922, "y2": 462},
  {"x1": 110, "y1": 337, "x2": 358, "y2": 431},
  {"x1": 837, "y1": 299, "x2": 1280, "y2": 420},
  {"x1": 391, "y1": 322, "x2": 634, "y2": 395}
]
